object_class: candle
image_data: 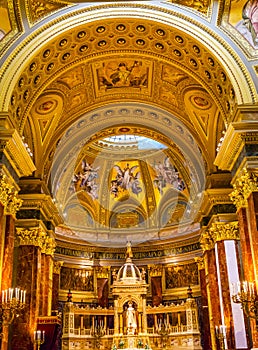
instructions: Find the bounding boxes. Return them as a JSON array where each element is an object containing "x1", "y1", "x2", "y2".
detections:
[
  {"x1": 42, "y1": 331, "x2": 45, "y2": 341},
  {"x1": 2, "y1": 290, "x2": 4, "y2": 303},
  {"x1": 23, "y1": 290, "x2": 26, "y2": 303},
  {"x1": 37, "y1": 330, "x2": 41, "y2": 340}
]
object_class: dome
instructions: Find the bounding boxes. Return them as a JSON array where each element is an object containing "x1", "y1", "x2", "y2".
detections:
[
  {"x1": 52, "y1": 109, "x2": 206, "y2": 248},
  {"x1": 117, "y1": 261, "x2": 142, "y2": 283},
  {"x1": 115, "y1": 242, "x2": 142, "y2": 284}
]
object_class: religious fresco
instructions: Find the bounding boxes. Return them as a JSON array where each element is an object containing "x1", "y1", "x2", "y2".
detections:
[
  {"x1": 110, "y1": 161, "x2": 142, "y2": 199},
  {"x1": 0, "y1": 2, "x2": 12, "y2": 41},
  {"x1": 73, "y1": 157, "x2": 100, "y2": 200},
  {"x1": 150, "y1": 156, "x2": 186, "y2": 196},
  {"x1": 165, "y1": 263, "x2": 199, "y2": 289},
  {"x1": 228, "y1": 0, "x2": 258, "y2": 48},
  {"x1": 93, "y1": 59, "x2": 152, "y2": 96},
  {"x1": 60, "y1": 267, "x2": 94, "y2": 291}
]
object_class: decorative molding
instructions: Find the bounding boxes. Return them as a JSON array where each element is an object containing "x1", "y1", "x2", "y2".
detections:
[
  {"x1": 229, "y1": 168, "x2": 258, "y2": 210},
  {"x1": 0, "y1": 129, "x2": 36, "y2": 177},
  {"x1": 15, "y1": 227, "x2": 56, "y2": 256},
  {"x1": 0, "y1": 174, "x2": 23, "y2": 216}
]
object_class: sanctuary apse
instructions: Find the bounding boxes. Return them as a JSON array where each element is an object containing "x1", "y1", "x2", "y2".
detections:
[{"x1": 0, "y1": 0, "x2": 258, "y2": 350}]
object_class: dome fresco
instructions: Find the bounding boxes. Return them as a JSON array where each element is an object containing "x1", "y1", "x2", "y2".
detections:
[{"x1": 51, "y1": 104, "x2": 206, "y2": 247}]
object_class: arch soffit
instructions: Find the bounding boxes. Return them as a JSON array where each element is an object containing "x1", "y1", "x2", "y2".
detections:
[{"x1": 0, "y1": 4, "x2": 255, "y2": 117}]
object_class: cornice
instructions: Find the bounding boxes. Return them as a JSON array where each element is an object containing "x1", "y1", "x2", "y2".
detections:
[
  {"x1": 214, "y1": 119, "x2": 258, "y2": 171},
  {"x1": 0, "y1": 129, "x2": 36, "y2": 177}
]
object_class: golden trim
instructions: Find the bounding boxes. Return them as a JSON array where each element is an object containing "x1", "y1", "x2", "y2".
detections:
[
  {"x1": 0, "y1": 174, "x2": 23, "y2": 216},
  {"x1": 208, "y1": 221, "x2": 239, "y2": 242}
]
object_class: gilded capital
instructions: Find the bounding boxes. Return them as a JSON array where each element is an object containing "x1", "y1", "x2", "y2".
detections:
[
  {"x1": 53, "y1": 261, "x2": 64, "y2": 274},
  {"x1": 229, "y1": 168, "x2": 258, "y2": 209},
  {"x1": 209, "y1": 221, "x2": 239, "y2": 242},
  {"x1": 148, "y1": 264, "x2": 163, "y2": 277},
  {"x1": 15, "y1": 227, "x2": 56, "y2": 256},
  {"x1": 95, "y1": 266, "x2": 110, "y2": 279},
  {"x1": 194, "y1": 257, "x2": 205, "y2": 270},
  {"x1": 200, "y1": 230, "x2": 214, "y2": 252},
  {"x1": 0, "y1": 174, "x2": 22, "y2": 216}
]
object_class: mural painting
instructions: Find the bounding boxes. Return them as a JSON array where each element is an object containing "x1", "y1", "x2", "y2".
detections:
[
  {"x1": 151, "y1": 156, "x2": 186, "y2": 196},
  {"x1": 73, "y1": 158, "x2": 100, "y2": 200},
  {"x1": 60, "y1": 267, "x2": 94, "y2": 291},
  {"x1": 165, "y1": 263, "x2": 199, "y2": 289},
  {"x1": 110, "y1": 161, "x2": 142, "y2": 199},
  {"x1": 94, "y1": 59, "x2": 152, "y2": 96},
  {"x1": 228, "y1": 0, "x2": 258, "y2": 48},
  {"x1": 0, "y1": 2, "x2": 12, "y2": 40}
]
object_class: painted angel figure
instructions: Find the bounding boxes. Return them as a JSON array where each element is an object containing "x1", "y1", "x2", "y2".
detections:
[{"x1": 112, "y1": 163, "x2": 142, "y2": 194}]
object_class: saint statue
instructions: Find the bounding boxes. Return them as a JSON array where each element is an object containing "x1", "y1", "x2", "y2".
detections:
[{"x1": 126, "y1": 302, "x2": 137, "y2": 334}]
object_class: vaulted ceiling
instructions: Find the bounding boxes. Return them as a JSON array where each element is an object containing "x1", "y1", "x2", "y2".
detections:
[{"x1": 0, "y1": 0, "x2": 257, "y2": 247}]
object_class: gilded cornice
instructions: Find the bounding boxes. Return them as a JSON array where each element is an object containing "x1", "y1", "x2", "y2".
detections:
[
  {"x1": 15, "y1": 227, "x2": 56, "y2": 256},
  {"x1": 0, "y1": 174, "x2": 23, "y2": 216},
  {"x1": 0, "y1": 129, "x2": 36, "y2": 177},
  {"x1": 214, "y1": 120, "x2": 258, "y2": 171},
  {"x1": 53, "y1": 260, "x2": 63, "y2": 274},
  {"x1": 208, "y1": 221, "x2": 239, "y2": 242},
  {"x1": 229, "y1": 168, "x2": 258, "y2": 210}
]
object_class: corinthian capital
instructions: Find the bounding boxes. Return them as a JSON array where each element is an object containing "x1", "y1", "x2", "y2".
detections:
[
  {"x1": 15, "y1": 227, "x2": 56, "y2": 256},
  {"x1": 0, "y1": 174, "x2": 22, "y2": 216},
  {"x1": 209, "y1": 221, "x2": 239, "y2": 242},
  {"x1": 229, "y1": 168, "x2": 258, "y2": 209},
  {"x1": 200, "y1": 230, "x2": 215, "y2": 252}
]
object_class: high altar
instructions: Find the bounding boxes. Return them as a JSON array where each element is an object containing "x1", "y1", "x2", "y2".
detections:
[{"x1": 62, "y1": 243, "x2": 201, "y2": 350}]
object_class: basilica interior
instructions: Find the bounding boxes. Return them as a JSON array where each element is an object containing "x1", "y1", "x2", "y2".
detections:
[{"x1": 0, "y1": 0, "x2": 258, "y2": 349}]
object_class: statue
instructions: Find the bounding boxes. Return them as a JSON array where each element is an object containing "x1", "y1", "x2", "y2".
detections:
[{"x1": 126, "y1": 302, "x2": 137, "y2": 334}]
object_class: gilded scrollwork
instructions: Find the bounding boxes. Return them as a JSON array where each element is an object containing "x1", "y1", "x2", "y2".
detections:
[
  {"x1": 15, "y1": 227, "x2": 56, "y2": 256},
  {"x1": 229, "y1": 168, "x2": 258, "y2": 209},
  {"x1": 0, "y1": 174, "x2": 23, "y2": 216}
]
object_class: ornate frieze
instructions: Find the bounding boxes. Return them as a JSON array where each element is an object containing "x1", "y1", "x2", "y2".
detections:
[
  {"x1": 0, "y1": 174, "x2": 23, "y2": 216},
  {"x1": 229, "y1": 168, "x2": 258, "y2": 209},
  {"x1": 15, "y1": 227, "x2": 56, "y2": 256}
]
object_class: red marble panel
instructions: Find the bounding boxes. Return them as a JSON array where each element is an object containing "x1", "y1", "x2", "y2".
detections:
[
  {"x1": 11, "y1": 245, "x2": 41, "y2": 350},
  {"x1": 199, "y1": 268, "x2": 212, "y2": 350}
]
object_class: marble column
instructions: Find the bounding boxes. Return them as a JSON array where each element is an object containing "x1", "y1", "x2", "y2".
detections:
[
  {"x1": 200, "y1": 230, "x2": 221, "y2": 350},
  {"x1": 52, "y1": 261, "x2": 63, "y2": 313},
  {"x1": 230, "y1": 169, "x2": 258, "y2": 348},
  {"x1": 10, "y1": 227, "x2": 55, "y2": 350},
  {"x1": 196, "y1": 257, "x2": 212, "y2": 350}
]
